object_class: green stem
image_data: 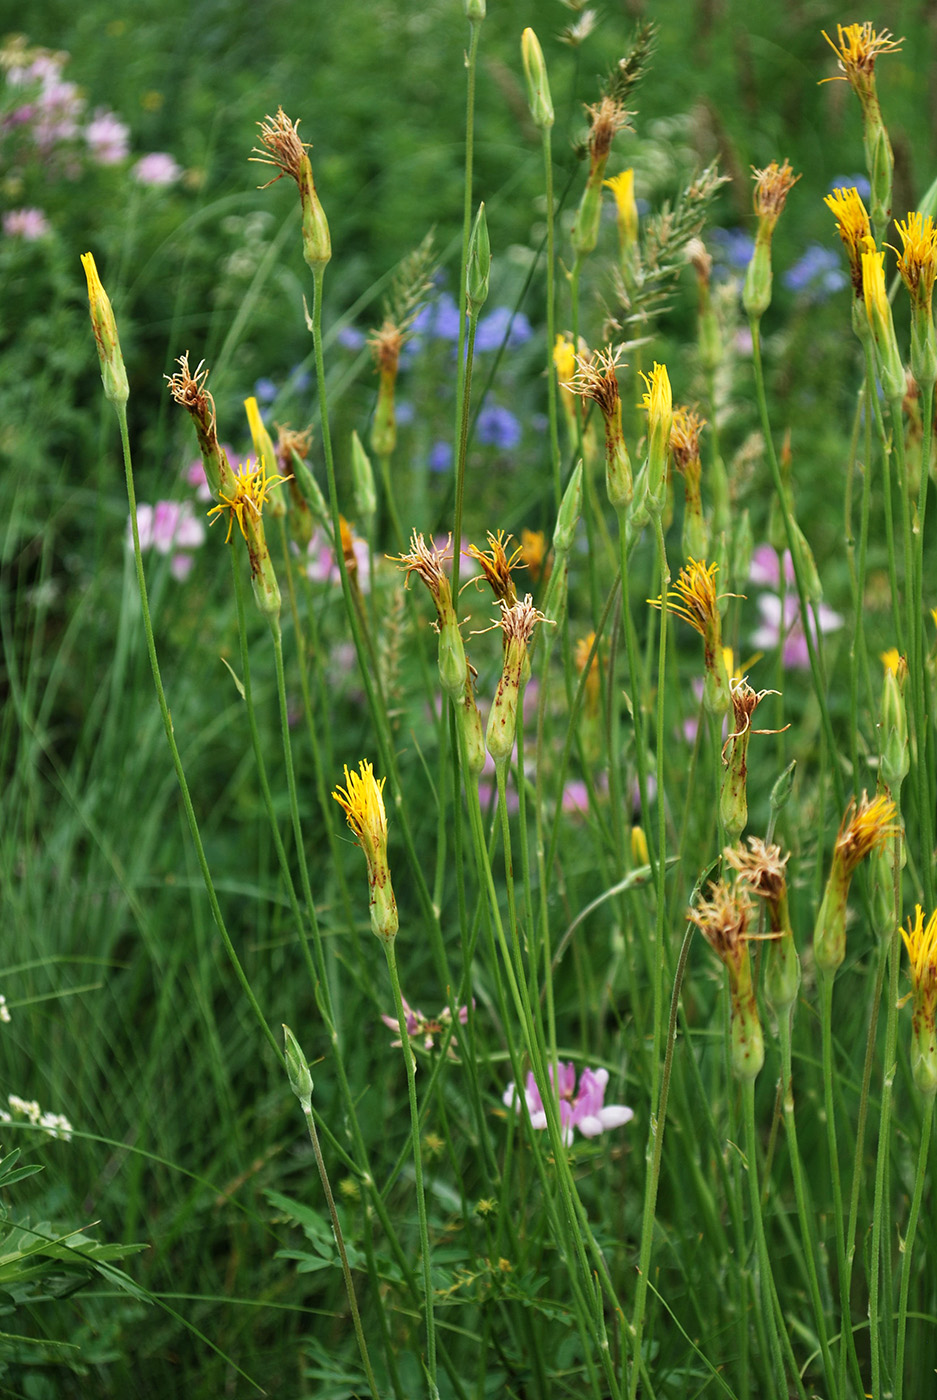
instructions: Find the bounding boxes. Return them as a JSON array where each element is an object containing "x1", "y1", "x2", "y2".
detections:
[
  {"x1": 894, "y1": 1093, "x2": 935, "y2": 1400},
  {"x1": 384, "y1": 938, "x2": 438, "y2": 1396},
  {"x1": 116, "y1": 406, "x2": 281, "y2": 1063},
  {"x1": 301, "y1": 1102, "x2": 382, "y2": 1398},
  {"x1": 870, "y1": 915, "x2": 902, "y2": 1400},
  {"x1": 541, "y1": 124, "x2": 561, "y2": 510}
]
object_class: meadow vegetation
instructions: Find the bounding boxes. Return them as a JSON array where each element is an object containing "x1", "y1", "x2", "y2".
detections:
[{"x1": 2, "y1": 3, "x2": 937, "y2": 1396}]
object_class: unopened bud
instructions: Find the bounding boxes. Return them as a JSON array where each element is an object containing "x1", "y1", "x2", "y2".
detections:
[
  {"x1": 350, "y1": 430, "x2": 377, "y2": 529},
  {"x1": 466, "y1": 203, "x2": 490, "y2": 313},
  {"x1": 283, "y1": 1023, "x2": 314, "y2": 1107},
  {"x1": 80, "y1": 252, "x2": 129, "y2": 407},
  {"x1": 521, "y1": 28, "x2": 553, "y2": 130}
]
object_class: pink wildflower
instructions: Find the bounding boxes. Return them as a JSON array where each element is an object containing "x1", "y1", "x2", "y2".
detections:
[
  {"x1": 2, "y1": 208, "x2": 50, "y2": 240},
  {"x1": 85, "y1": 108, "x2": 130, "y2": 165},
  {"x1": 381, "y1": 996, "x2": 471, "y2": 1051},
  {"x1": 503, "y1": 1061, "x2": 633, "y2": 1146},
  {"x1": 131, "y1": 500, "x2": 205, "y2": 580},
  {"x1": 132, "y1": 152, "x2": 182, "y2": 186}
]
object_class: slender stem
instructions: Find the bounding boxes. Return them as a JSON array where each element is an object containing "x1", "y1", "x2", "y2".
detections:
[
  {"x1": 821, "y1": 972, "x2": 866, "y2": 1399},
  {"x1": 870, "y1": 915, "x2": 902, "y2": 1400},
  {"x1": 778, "y1": 1010, "x2": 839, "y2": 1397},
  {"x1": 116, "y1": 406, "x2": 281, "y2": 1062},
  {"x1": 384, "y1": 938, "x2": 438, "y2": 1396},
  {"x1": 541, "y1": 124, "x2": 561, "y2": 510},
  {"x1": 894, "y1": 1093, "x2": 935, "y2": 1400},
  {"x1": 301, "y1": 1103, "x2": 382, "y2": 1398},
  {"x1": 750, "y1": 318, "x2": 844, "y2": 812}
]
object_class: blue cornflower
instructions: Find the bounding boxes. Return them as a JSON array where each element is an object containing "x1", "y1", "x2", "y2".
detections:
[
  {"x1": 411, "y1": 291, "x2": 461, "y2": 342},
  {"x1": 477, "y1": 404, "x2": 521, "y2": 449},
  {"x1": 783, "y1": 244, "x2": 848, "y2": 300},
  {"x1": 337, "y1": 325, "x2": 366, "y2": 351},
  {"x1": 828, "y1": 173, "x2": 871, "y2": 203},
  {"x1": 254, "y1": 377, "x2": 278, "y2": 404},
  {"x1": 429, "y1": 440, "x2": 453, "y2": 473},
  {"x1": 710, "y1": 227, "x2": 756, "y2": 275},
  {"x1": 474, "y1": 306, "x2": 533, "y2": 352}
]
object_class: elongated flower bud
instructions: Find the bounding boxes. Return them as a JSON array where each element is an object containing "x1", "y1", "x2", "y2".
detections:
[
  {"x1": 814, "y1": 791, "x2": 898, "y2": 975},
  {"x1": 689, "y1": 881, "x2": 764, "y2": 1080},
  {"x1": 467, "y1": 203, "x2": 490, "y2": 313},
  {"x1": 245, "y1": 396, "x2": 286, "y2": 518},
  {"x1": 252, "y1": 109, "x2": 331, "y2": 270},
  {"x1": 521, "y1": 28, "x2": 553, "y2": 129},
  {"x1": 862, "y1": 239, "x2": 906, "y2": 398},
  {"x1": 332, "y1": 760, "x2": 398, "y2": 942},
  {"x1": 283, "y1": 1023, "x2": 314, "y2": 1107},
  {"x1": 350, "y1": 430, "x2": 376, "y2": 531},
  {"x1": 80, "y1": 252, "x2": 129, "y2": 408},
  {"x1": 742, "y1": 161, "x2": 800, "y2": 320},
  {"x1": 902, "y1": 905, "x2": 937, "y2": 1097},
  {"x1": 486, "y1": 597, "x2": 547, "y2": 769}
]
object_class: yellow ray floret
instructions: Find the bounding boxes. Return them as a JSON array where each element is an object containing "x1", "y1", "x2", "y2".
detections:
[
  {"x1": 207, "y1": 458, "x2": 290, "y2": 543},
  {"x1": 902, "y1": 905, "x2": 937, "y2": 997},
  {"x1": 332, "y1": 760, "x2": 388, "y2": 865},
  {"x1": 649, "y1": 558, "x2": 722, "y2": 635}
]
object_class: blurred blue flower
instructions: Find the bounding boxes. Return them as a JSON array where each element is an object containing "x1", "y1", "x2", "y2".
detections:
[
  {"x1": 254, "y1": 377, "x2": 278, "y2": 404},
  {"x1": 783, "y1": 244, "x2": 848, "y2": 299},
  {"x1": 337, "y1": 325, "x2": 366, "y2": 351},
  {"x1": 828, "y1": 173, "x2": 871, "y2": 203},
  {"x1": 411, "y1": 291, "x2": 461, "y2": 342},
  {"x1": 396, "y1": 400, "x2": 415, "y2": 426},
  {"x1": 477, "y1": 403, "x2": 521, "y2": 449},
  {"x1": 475, "y1": 306, "x2": 533, "y2": 352},
  {"x1": 291, "y1": 371, "x2": 311, "y2": 396},
  {"x1": 429, "y1": 440, "x2": 453, "y2": 472},
  {"x1": 710, "y1": 227, "x2": 755, "y2": 275}
]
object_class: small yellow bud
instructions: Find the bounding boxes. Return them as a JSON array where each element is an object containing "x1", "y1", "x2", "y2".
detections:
[{"x1": 80, "y1": 252, "x2": 129, "y2": 407}]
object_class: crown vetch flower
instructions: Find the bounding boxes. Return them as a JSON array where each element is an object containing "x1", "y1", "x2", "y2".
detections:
[
  {"x1": 503, "y1": 1062, "x2": 633, "y2": 1147},
  {"x1": 333, "y1": 760, "x2": 398, "y2": 942}
]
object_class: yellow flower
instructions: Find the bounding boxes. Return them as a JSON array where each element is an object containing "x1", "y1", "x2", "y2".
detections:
[
  {"x1": 892, "y1": 211, "x2": 937, "y2": 309},
  {"x1": 835, "y1": 790, "x2": 899, "y2": 876},
  {"x1": 880, "y1": 648, "x2": 902, "y2": 677},
  {"x1": 751, "y1": 159, "x2": 800, "y2": 226},
  {"x1": 553, "y1": 333, "x2": 577, "y2": 385},
  {"x1": 80, "y1": 251, "x2": 129, "y2": 407},
  {"x1": 639, "y1": 361, "x2": 672, "y2": 428},
  {"x1": 468, "y1": 530, "x2": 523, "y2": 606},
  {"x1": 603, "y1": 168, "x2": 638, "y2": 244},
  {"x1": 821, "y1": 23, "x2": 902, "y2": 90},
  {"x1": 519, "y1": 528, "x2": 547, "y2": 583},
  {"x1": 824, "y1": 187, "x2": 872, "y2": 295},
  {"x1": 207, "y1": 458, "x2": 289, "y2": 544},
  {"x1": 650, "y1": 558, "x2": 721, "y2": 636},
  {"x1": 332, "y1": 760, "x2": 398, "y2": 941},
  {"x1": 862, "y1": 239, "x2": 888, "y2": 319},
  {"x1": 902, "y1": 905, "x2": 937, "y2": 1002}
]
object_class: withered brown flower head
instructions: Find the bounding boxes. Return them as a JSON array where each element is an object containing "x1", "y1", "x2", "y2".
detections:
[
  {"x1": 467, "y1": 530, "x2": 524, "y2": 606},
  {"x1": 670, "y1": 405, "x2": 706, "y2": 473},
  {"x1": 251, "y1": 107, "x2": 311, "y2": 188},
  {"x1": 751, "y1": 160, "x2": 801, "y2": 221},
  {"x1": 390, "y1": 531, "x2": 454, "y2": 613},
  {"x1": 724, "y1": 677, "x2": 784, "y2": 749},
  {"x1": 496, "y1": 594, "x2": 548, "y2": 648},
  {"x1": 166, "y1": 352, "x2": 214, "y2": 421},
  {"x1": 585, "y1": 95, "x2": 631, "y2": 161},
  {"x1": 688, "y1": 879, "x2": 754, "y2": 972},
  {"x1": 685, "y1": 237, "x2": 712, "y2": 286},
  {"x1": 368, "y1": 319, "x2": 404, "y2": 376},
  {"x1": 276, "y1": 423, "x2": 313, "y2": 465},
  {"x1": 724, "y1": 836, "x2": 789, "y2": 905},
  {"x1": 565, "y1": 344, "x2": 626, "y2": 418}
]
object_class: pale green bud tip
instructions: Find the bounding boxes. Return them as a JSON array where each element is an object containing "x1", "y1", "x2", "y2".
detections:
[
  {"x1": 350, "y1": 430, "x2": 377, "y2": 522},
  {"x1": 521, "y1": 28, "x2": 554, "y2": 129},
  {"x1": 553, "y1": 460, "x2": 583, "y2": 552},
  {"x1": 464, "y1": 0, "x2": 485, "y2": 18},
  {"x1": 283, "y1": 1024, "x2": 313, "y2": 1104},
  {"x1": 467, "y1": 202, "x2": 491, "y2": 311},
  {"x1": 769, "y1": 760, "x2": 796, "y2": 813}
]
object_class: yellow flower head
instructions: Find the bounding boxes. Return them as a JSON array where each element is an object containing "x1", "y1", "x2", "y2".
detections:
[
  {"x1": 603, "y1": 168, "x2": 638, "y2": 242},
  {"x1": 519, "y1": 528, "x2": 547, "y2": 583},
  {"x1": 332, "y1": 760, "x2": 397, "y2": 941},
  {"x1": 553, "y1": 333, "x2": 578, "y2": 384},
  {"x1": 80, "y1": 251, "x2": 129, "y2": 407},
  {"x1": 640, "y1": 361, "x2": 672, "y2": 429},
  {"x1": 207, "y1": 457, "x2": 290, "y2": 544},
  {"x1": 751, "y1": 160, "x2": 800, "y2": 224},
  {"x1": 670, "y1": 405, "x2": 706, "y2": 472},
  {"x1": 861, "y1": 237, "x2": 889, "y2": 323},
  {"x1": 835, "y1": 790, "x2": 899, "y2": 876},
  {"x1": 903, "y1": 905, "x2": 937, "y2": 993},
  {"x1": 574, "y1": 631, "x2": 601, "y2": 712},
  {"x1": 468, "y1": 530, "x2": 523, "y2": 607},
  {"x1": 880, "y1": 647, "x2": 902, "y2": 678},
  {"x1": 333, "y1": 760, "x2": 388, "y2": 864},
  {"x1": 892, "y1": 212, "x2": 937, "y2": 310},
  {"x1": 824, "y1": 186, "x2": 872, "y2": 295},
  {"x1": 650, "y1": 558, "x2": 723, "y2": 636},
  {"x1": 821, "y1": 23, "x2": 902, "y2": 93}
]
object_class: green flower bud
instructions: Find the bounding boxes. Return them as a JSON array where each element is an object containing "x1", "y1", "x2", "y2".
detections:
[
  {"x1": 283, "y1": 1023, "x2": 314, "y2": 1107},
  {"x1": 521, "y1": 28, "x2": 553, "y2": 129},
  {"x1": 466, "y1": 203, "x2": 490, "y2": 314}
]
